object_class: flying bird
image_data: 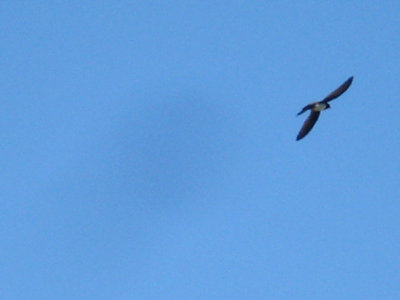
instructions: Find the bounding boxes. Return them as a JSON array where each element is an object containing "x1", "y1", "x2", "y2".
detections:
[{"x1": 296, "y1": 76, "x2": 354, "y2": 141}]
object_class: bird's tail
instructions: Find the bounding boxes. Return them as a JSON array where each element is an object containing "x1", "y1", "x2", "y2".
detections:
[
  {"x1": 297, "y1": 108, "x2": 307, "y2": 116},
  {"x1": 296, "y1": 104, "x2": 312, "y2": 116}
]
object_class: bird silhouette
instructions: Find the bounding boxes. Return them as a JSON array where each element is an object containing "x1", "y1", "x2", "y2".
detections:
[{"x1": 296, "y1": 76, "x2": 354, "y2": 141}]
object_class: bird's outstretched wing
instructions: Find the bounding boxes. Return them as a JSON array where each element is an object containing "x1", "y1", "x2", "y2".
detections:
[
  {"x1": 296, "y1": 111, "x2": 320, "y2": 141},
  {"x1": 321, "y1": 76, "x2": 353, "y2": 103}
]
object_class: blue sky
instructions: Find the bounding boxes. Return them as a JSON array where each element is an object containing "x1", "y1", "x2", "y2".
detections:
[{"x1": 1, "y1": 1, "x2": 400, "y2": 299}]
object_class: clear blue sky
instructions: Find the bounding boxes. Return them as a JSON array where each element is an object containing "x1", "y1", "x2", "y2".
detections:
[{"x1": 1, "y1": 1, "x2": 400, "y2": 299}]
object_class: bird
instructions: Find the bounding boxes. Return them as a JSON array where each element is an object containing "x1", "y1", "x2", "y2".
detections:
[{"x1": 296, "y1": 76, "x2": 354, "y2": 141}]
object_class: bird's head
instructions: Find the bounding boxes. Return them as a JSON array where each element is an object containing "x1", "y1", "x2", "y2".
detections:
[{"x1": 325, "y1": 103, "x2": 331, "y2": 110}]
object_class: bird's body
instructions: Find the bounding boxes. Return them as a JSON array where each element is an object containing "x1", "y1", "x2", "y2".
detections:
[
  {"x1": 296, "y1": 76, "x2": 353, "y2": 141},
  {"x1": 312, "y1": 102, "x2": 328, "y2": 112}
]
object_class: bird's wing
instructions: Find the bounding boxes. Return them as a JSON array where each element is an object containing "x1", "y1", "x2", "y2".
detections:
[
  {"x1": 321, "y1": 76, "x2": 353, "y2": 103},
  {"x1": 296, "y1": 111, "x2": 320, "y2": 141}
]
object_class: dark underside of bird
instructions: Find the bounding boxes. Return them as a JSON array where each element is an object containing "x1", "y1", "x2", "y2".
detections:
[{"x1": 296, "y1": 76, "x2": 353, "y2": 141}]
